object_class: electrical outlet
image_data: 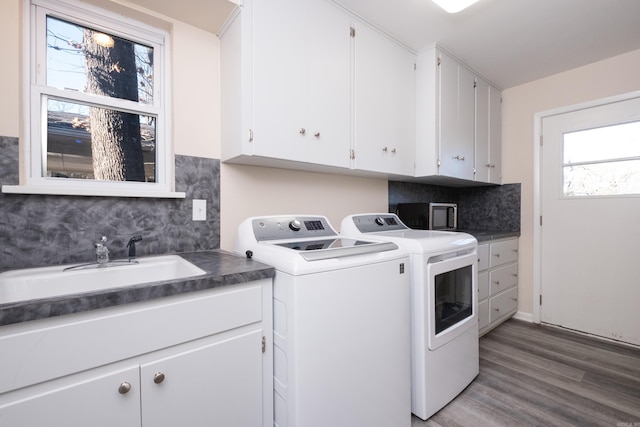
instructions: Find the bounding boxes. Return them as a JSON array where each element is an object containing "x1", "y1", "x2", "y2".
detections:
[{"x1": 192, "y1": 199, "x2": 206, "y2": 221}]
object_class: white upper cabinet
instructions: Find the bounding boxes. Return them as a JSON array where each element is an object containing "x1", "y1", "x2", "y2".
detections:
[
  {"x1": 438, "y1": 51, "x2": 475, "y2": 180},
  {"x1": 415, "y1": 45, "x2": 502, "y2": 184},
  {"x1": 221, "y1": 0, "x2": 351, "y2": 169},
  {"x1": 352, "y1": 22, "x2": 416, "y2": 176},
  {"x1": 475, "y1": 78, "x2": 503, "y2": 184}
]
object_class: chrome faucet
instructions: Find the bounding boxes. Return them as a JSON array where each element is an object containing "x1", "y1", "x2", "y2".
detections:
[{"x1": 95, "y1": 236, "x2": 110, "y2": 265}]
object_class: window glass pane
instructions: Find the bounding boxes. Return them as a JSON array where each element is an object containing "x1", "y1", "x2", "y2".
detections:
[
  {"x1": 46, "y1": 16, "x2": 154, "y2": 104},
  {"x1": 563, "y1": 121, "x2": 640, "y2": 164},
  {"x1": 563, "y1": 159, "x2": 640, "y2": 196},
  {"x1": 47, "y1": 99, "x2": 156, "y2": 182}
]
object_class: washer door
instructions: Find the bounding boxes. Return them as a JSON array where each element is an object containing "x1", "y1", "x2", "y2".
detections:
[{"x1": 426, "y1": 251, "x2": 477, "y2": 350}]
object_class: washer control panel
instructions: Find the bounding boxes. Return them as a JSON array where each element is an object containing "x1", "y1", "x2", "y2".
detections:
[{"x1": 252, "y1": 215, "x2": 338, "y2": 241}]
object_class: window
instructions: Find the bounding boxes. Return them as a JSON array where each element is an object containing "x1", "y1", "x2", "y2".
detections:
[
  {"x1": 13, "y1": 0, "x2": 180, "y2": 197},
  {"x1": 563, "y1": 121, "x2": 640, "y2": 197}
]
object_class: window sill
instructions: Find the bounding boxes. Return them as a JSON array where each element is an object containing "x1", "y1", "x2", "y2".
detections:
[{"x1": 1, "y1": 185, "x2": 186, "y2": 199}]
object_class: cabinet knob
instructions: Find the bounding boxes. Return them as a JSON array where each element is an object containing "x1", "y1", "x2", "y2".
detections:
[
  {"x1": 391, "y1": 148, "x2": 396, "y2": 154},
  {"x1": 314, "y1": 132, "x2": 320, "y2": 138},
  {"x1": 382, "y1": 146, "x2": 388, "y2": 152},
  {"x1": 453, "y1": 155, "x2": 465, "y2": 161},
  {"x1": 153, "y1": 372, "x2": 166, "y2": 384},
  {"x1": 486, "y1": 163, "x2": 495, "y2": 168},
  {"x1": 512, "y1": 297, "x2": 518, "y2": 302},
  {"x1": 493, "y1": 308, "x2": 500, "y2": 312},
  {"x1": 493, "y1": 280, "x2": 500, "y2": 285},
  {"x1": 118, "y1": 382, "x2": 132, "y2": 394},
  {"x1": 493, "y1": 253, "x2": 500, "y2": 258},
  {"x1": 299, "y1": 128, "x2": 306, "y2": 135}
]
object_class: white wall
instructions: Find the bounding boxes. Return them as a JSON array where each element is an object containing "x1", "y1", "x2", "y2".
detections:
[
  {"x1": 502, "y1": 48, "x2": 640, "y2": 320},
  {"x1": 219, "y1": 164, "x2": 388, "y2": 250}
]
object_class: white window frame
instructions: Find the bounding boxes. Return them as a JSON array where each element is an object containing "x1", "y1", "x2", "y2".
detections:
[{"x1": 3, "y1": 0, "x2": 183, "y2": 198}]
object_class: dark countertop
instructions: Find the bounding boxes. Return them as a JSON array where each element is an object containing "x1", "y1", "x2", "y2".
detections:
[
  {"x1": 458, "y1": 229, "x2": 521, "y2": 243},
  {"x1": 0, "y1": 250, "x2": 275, "y2": 327}
]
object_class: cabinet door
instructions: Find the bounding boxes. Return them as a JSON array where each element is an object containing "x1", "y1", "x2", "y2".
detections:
[
  {"x1": 438, "y1": 52, "x2": 475, "y2": 180},
  {"x1": 306, "y1": 0, "x2": 351, "y2": 168},
  {"x1": 0, "y1": 366, "x2": 140, "y2": 427},
  {"x1": 140, "y1": 329, "x2": 263, "y2": 427},
  {"x1": 475, "y1": 77, "x2": 490, "y2": 182},
  {"x1": 354, "y1": 23, "x2": 415, "y2": 175},
  {"x1": 252, "y1": 0, "x2": 307, "y2": 161},
  {"x1": 488, "y1": 84, "x2": 502, "y2": 184}
]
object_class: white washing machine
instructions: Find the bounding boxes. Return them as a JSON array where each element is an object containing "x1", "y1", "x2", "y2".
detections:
[
  {"x1": 235, "y1": 215, "x2": 411, "y2": 427},
  {"x1": 341, "y1": 213, "x2": 479, "y2": 420}
]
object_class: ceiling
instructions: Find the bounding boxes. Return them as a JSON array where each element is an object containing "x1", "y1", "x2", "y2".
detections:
[{"x1": 125, "y1": 0, "x2": 640, "y2": 89}]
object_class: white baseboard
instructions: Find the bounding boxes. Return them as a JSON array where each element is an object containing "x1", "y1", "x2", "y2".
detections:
[{"x1": 513, "y1": 311, "x2": 534, "y2": 323}]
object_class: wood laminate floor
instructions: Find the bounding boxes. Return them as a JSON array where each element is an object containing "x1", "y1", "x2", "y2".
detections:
[{"x1": 412, "y1": 319, "x2": 640, "y2": 427}]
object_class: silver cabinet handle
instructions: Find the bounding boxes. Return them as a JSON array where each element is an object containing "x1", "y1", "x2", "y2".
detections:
[
  {"x1": 314, "y1": 132, "x2": 320, "y2": 138},
  {"x1": 299, "y1": 128, "x2": 306, "y2": 135},
  {"x1": 153, "y1": 372, "x2": 165, "y2": 384},
  {"x1": 248, "y1": 128, "x2": 253, "y2": 142},
  {"x1": 118, "y1": 382, "x2": 132, "y2": 394},
  {"x1": 485, "y1": 163, "x2": 495, "y2": 168},
  {"x1": 493, "y1": 308, "x2": 500, "y2": 312},
  {"x1": 493, "y1": 253, "x2": 500, "y2": 258},
  {"x1": 391, "y1": 148, "x2": 396, "y2": 154},
  {"x1": 453, "y1": 155, "x2": 465, "y2": 161},
  {"x1": 382, "y1": 147, "x2": 388, "y2": 152}
]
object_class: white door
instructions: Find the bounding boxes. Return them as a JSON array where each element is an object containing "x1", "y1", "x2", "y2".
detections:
[{"x1": 540, "y1": 95, "x2": 640, "y2": 346}]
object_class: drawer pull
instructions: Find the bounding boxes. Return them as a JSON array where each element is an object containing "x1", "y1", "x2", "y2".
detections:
[
  {"x1": 153, "y1": 372, "x2": 166, "y2": 384},
  {"x1": 493, "y1": 280, "x2": 500, "y2": 285},
  {"x1": 314, "y1": 132, "x2": 320, "y2": 138},
  {"x1": 513, "y1": 273, "x2": 518, "y2": 277},
  {"x1": 299, "y1": 128, "x2": 306, "y2": 135},
  {"x1": 512, "y1": 297, "x2": 518, "y2": 302},
  {"x1": 493, "y1": 253, "x2": 500, "y2": 258},
  {"x1": 493, "y1": 308, "x2": 500, "y2": 312},
  {"x1": 118, "y1": 382, "x2": 132, "y2": 394}
]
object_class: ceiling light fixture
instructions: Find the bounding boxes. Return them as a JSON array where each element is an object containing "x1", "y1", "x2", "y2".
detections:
[{"x1": 432, "y1": 0, "x2": 480, "y2": 13}]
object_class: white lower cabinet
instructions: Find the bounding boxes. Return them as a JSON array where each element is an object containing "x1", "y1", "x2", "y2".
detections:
[
  {"x1": 0, "y1": 280, "x2": 273, "y2": 427},
  {"x1": 478, "y1": 237, "x2": 519, "y2": 335}
]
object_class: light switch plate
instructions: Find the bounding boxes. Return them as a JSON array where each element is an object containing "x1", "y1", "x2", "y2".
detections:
[{"x1": 192, "y1": 199, "x2": 206, "y2": 221}]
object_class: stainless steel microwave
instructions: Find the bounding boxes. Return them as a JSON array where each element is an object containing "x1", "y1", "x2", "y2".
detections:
[{"x1": 395, "y1": 202, "x2": 457, "y2": 230}]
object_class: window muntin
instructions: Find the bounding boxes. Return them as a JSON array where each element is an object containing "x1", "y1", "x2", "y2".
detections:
[
  {"x1": 25, "y1": 0, "x2": 172, "y2": 196},
  {"x1": 562, "y1": 121, "x2": 640, "y2": 197}
]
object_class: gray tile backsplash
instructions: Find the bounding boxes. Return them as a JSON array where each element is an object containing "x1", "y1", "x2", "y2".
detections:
[
  {"x1": 0, "y1": 136, "x2": 220, "y2": 271},
  {"x1": 389, "y1": 181, "x2": 521, "y2": 232}
]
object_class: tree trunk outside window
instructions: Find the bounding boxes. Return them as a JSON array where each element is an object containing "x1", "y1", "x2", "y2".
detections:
[{"x1": 83, "y1": 29, "x2": 145, "y2": 182}]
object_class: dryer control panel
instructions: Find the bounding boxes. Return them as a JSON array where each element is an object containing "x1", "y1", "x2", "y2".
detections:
[{"x1": 348, "y1": 214, "x2": 409, "y2": 233}]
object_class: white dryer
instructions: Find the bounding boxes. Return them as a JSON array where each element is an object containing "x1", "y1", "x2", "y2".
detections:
[
  {"x1": 235, "y1": 215, "x2": 411, "y2": 427},
  {"x1": 341, "y1": 213, "x2": 479, "y2": 420}
]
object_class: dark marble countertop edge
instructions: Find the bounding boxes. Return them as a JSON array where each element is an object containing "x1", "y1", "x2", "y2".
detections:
[
  {"x1": 458, "y1": 230, "x2": 521, "y2": 243},
  {"x1": 0, "y1": 250, "x2": 275, "y2": 327}
]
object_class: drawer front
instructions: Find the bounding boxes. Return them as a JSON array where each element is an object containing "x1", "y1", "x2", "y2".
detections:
[
  {"x1": 477, "y1": 243, "x2": 489, "y2": 271},
  {"x1": 490, "y1": 263, "x2": 518, "y2": 295},
  {"x1": 490, "y1": 287, "x2": 518, "y2": 323},
  {"x1": 478, "y1": 271, "x2": 490, "y2": 300},
  {"x1": 478, "y1": 300, "x2": 490, "y2": 330},
  {"x1": 490, "y1": 238, "x2": 518, "y2": 268}
]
